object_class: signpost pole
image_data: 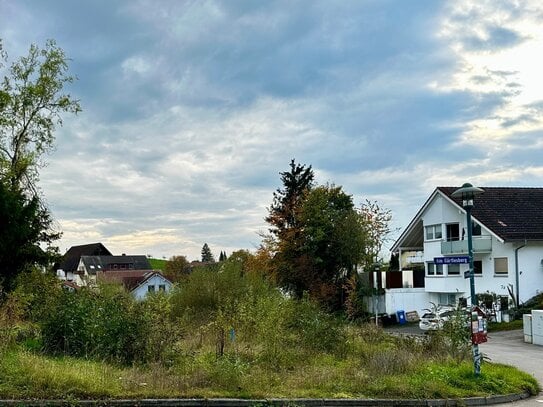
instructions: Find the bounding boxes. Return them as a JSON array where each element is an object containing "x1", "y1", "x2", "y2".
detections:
[
  {"x1": 466, "y1": 203, "x2": 481, "y2": 376},
  {"x1": 452, "y1": 183, "x2": 484, "y2": 377}
]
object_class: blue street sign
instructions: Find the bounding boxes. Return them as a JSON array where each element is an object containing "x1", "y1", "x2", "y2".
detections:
[{"x1": 434, "y1": 256, "x2": 469, "y2": 265}]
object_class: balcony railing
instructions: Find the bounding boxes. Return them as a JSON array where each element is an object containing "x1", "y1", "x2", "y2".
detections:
[{"x1": 440, "y1": 235, "x2": 492, "y2": 255}]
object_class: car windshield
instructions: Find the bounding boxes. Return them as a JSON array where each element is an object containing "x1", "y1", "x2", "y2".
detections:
[{"x1": 421, "y1": 313, "x2": 435, "y2": 319}]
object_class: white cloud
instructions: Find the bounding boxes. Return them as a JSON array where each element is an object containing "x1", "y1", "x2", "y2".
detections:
[
  {"x1": 436, "y1": 1, "x2": 543, "y2": 152},
  {"x1": 4, "y1": 0, "x2": 543, "y2": 261}
]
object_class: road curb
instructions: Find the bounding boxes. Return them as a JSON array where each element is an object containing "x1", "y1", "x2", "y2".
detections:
[{"x1": 0, "y1": 392, "x2": 532, "y2": 407}]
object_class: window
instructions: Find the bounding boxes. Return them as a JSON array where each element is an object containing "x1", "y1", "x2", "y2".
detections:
[
  {"x1": 473, "y1": 260, "x2": 482, "y2": 275},
  {"x1": 446, "y1": 223, "x2": 460, "y2": 241},
  {"x1": 439, "y1": 293, "x2": 456, "y2": 306},
  {"x1": 159, "y1": 284, "x2": 166, "y2": 292},
  {"x1": 147, "y1": 285, "x2": 155, "y2": 293},
  {"x1": 427, "y1": 262, "x2": 444, "y2": 276},
  {"x1": 472, "y1": 222, "x2": 481, "y2": 236},
  {"x1": 448, "y1": 264, "x2": 460, "y2": 275},
  {"x1": 425, "y1": 224, "x2": 442, "y2": 240},
  {"x1": 494, "y1": 257, "x2": 508, "y2": 275}
]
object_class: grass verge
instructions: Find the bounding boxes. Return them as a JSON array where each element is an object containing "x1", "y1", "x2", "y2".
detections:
[{"x1": 0, "y1": 347, "x2": 538, "y2": 400}]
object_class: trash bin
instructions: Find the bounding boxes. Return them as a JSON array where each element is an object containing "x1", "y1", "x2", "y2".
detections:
[{"x1": 397, "y1": 310, "x2": 406, "y2": 325}]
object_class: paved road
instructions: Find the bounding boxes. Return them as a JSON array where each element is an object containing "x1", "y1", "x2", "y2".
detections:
[{"x1": 480, "y1": 330, "x2": 543, "y2": 406}]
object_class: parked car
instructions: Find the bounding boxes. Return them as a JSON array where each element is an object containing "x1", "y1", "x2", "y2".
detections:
[{"x1": 419, "y1": 306, "x2": 455, "y2": 331}]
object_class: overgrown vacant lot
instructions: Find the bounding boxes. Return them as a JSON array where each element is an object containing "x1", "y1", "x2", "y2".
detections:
[{"x1": 0, "y1": 265, "x2": 538, "y2": 401}]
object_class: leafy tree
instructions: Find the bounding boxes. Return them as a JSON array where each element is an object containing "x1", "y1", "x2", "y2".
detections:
[
  {"x1": 0, "y1": 182, "x2": 59, "y2": 292},
  {"x1": 0, "y1": 39, "x2": 81, "y2": 193},
  {"x1": 359, "y1": 199, "x2": 392, "y2": 267},
  {"x1": 0, "y1": 39, "x2": 79, "y2": 292},
  {"x1": 298, "y1": 185, "x2": 367, "y2": 309},
  {"x1": 164, "y1": 255, "x2": 190, "y2": 282},
  {"x1": 264, "y1": 161, "x2": 392, "y2": 311},
  {"x1": 201, "y1": 243, "x2": 215, "y2": 262}
]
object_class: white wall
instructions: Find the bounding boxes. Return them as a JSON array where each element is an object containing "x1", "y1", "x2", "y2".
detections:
[
  {"x1": 384, "y1": 288, "x2": 434, "y2": 317},
  {"x1": 131, "y1": 274, "x2": 172, "y2": 300}
]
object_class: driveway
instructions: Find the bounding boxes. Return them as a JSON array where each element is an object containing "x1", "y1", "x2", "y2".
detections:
[{"x1": 480, "y1": 330, "x2": 543, "y2": 406}]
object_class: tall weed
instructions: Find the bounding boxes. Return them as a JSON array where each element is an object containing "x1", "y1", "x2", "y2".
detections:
[{"x1": 40, "y1": 284, "x2": 150, "y2": 364}]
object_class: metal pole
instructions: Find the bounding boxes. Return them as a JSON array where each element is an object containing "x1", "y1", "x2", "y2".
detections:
[{"x1": 466, "y1": 205, "x2": 481, "y2": 376}]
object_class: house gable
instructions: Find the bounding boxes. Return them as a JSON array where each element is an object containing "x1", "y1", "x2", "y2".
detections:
[{"x1": 58, "y1": 243, "x2": 112, "y2": 273}]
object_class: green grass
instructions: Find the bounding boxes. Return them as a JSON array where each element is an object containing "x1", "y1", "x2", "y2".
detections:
[
  {"x1": 1, "y1": 265, "x2": 538, "y2": 401},
  {"x1": 488, "y1": 319, "x2": 523, "y2": 332},
  {"x1": 148, "y1": 258, "x2": 167, "y2": 271},
  {"x1": 0, "y1": 341, "x2": 537, "y2": 400}
]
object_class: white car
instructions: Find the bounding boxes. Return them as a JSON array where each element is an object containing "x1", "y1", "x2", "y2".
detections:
[{"x1": 419, "y1": 306, "x2": 456, "y2": 331}]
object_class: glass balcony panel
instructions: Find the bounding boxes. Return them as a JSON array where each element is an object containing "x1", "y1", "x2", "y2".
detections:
[{"x1": 441, "y1": 236, "x2": 492, "y2": 255}]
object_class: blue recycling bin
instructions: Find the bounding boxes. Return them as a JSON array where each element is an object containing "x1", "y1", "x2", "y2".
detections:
[{"x1": 397, "y1": 310, "x2": 406, "y2": 325}]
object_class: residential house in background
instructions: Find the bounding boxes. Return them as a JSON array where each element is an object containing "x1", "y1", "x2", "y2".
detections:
[
  {"x1": 57, "y1": 243, "x2": 151, "y2": 286},
  {"x1": 97, "y1": 270, "x2": 173, "y2": 300},
  {"x1": 390, "y1": 187, "x2": 543, "y2": 317},
  {"x1": 76, "y1": 254, "x2": 152, "y2": 282},
  {"x1": 56, "y1": 243, "x2": 112, "y2": 285}
]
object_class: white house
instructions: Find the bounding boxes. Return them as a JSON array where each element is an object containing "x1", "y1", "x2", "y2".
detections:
[
  {"x1": 390, "y1": 186, "x2": 543, "y2": 317},
  {"x1": 97, "y1": 270, "x2": 173, "y2": 300}
]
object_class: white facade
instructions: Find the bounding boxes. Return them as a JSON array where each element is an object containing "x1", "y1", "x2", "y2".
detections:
[
  {"x1": 391, "y1": 190, "x2": 543, "y2": 315},
  {"x1": 131, "y1": 273, "x2": 172, "y2": 300},
  {"x1": 56, "y1": 267, "x2": 87, "y2": 287}
]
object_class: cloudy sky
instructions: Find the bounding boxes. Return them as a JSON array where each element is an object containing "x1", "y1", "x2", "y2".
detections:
[{"x1": 2, "y1": 0, "x2": 543, "y2": 261}]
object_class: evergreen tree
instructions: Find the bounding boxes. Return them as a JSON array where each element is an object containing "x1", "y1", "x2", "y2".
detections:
[
  {"x1": 201, "y1": 243, "x2": 215, "y2": 262},
  {"x1": 266, "y1": 159, "x2": 314, "y2": 236},
  {"x1": 0, "y1": 182, "x2": 59, "y2": 291},
  {"x1": 265, "y1": 159, "x2": 315, "y2": 299}
]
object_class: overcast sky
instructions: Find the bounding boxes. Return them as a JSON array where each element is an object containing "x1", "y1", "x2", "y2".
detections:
[{"x1": 2, "y1": 1, "x2": 543, "y2": 261}]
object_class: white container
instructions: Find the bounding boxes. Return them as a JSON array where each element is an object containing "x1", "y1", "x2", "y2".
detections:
[
  {"x1": 523, "y1": 314, "x2": 532, "y2": 343},
  {"x1": 532, "y1": 310, "x2": 543, "y2": 346}
]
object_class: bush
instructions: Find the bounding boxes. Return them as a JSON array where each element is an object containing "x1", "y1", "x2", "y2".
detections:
[
  {"x1": 40, "y1": 284, "x2": 150, "y2": 364},
  {"x1": 10, "y1": 268, "x2": 62, "y2": 322}
]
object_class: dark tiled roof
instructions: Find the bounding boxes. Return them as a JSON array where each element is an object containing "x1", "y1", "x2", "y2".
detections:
[
  {"x1": 58, "y1": 243, "x2": 112, "y2": 273},
  {"x1": 438, "y1": 187, "x2": 543, "y2": 242},
  {"x1": 80, "y1": 255, "x2": 152, "y2": 274}
]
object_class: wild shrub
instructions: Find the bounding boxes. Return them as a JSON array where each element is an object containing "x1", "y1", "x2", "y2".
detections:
[
  {"x1": 171, "y1": 261, "x2": 281, "y2": 355},
  {"x1": 286, "y1": 296, "x2": 344, "y2": 354},
  {"x1": 0, "y1": 303, "x2": 16, "y2": 353},
  {"x1": 442, "y1": 308, "x2": 471, "y2": 363},
  {"x1": 40, "y1": 284, "x2": 150, "y2": 364},
  {"x1": 140, "y1": 292, "x2": 182, "y2": 364},
  {"x1": 10, "y1": 268, "x2": 62, "y2": 322}
]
